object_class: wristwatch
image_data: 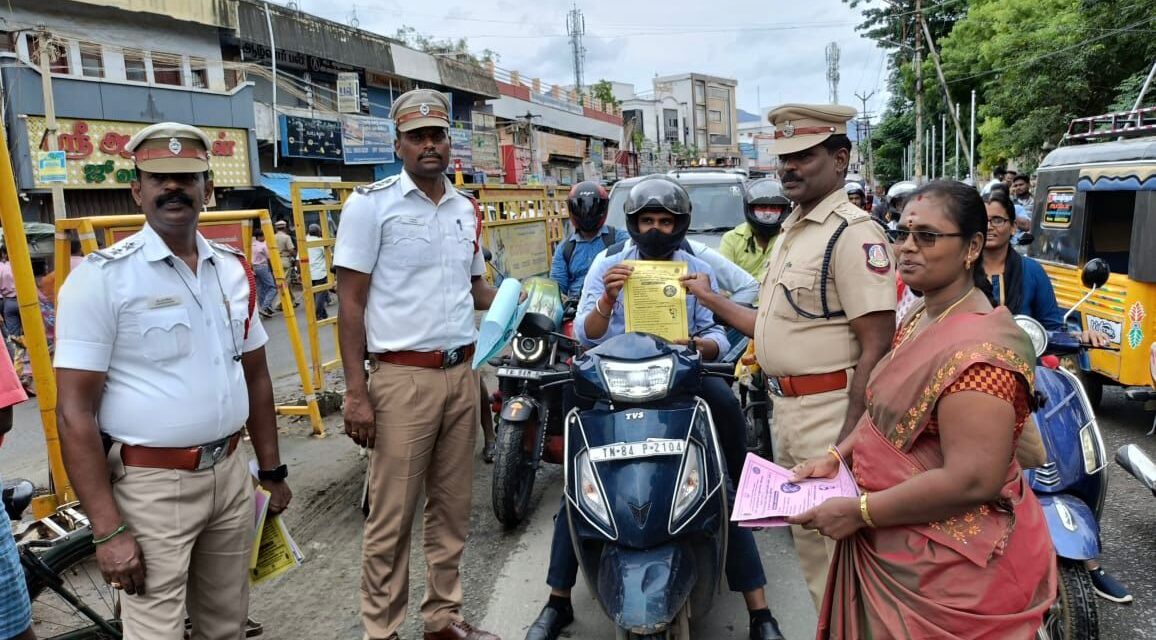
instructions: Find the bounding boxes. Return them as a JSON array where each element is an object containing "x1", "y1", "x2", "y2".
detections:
[{"x1": 257, "y1": 464, "x2": 289, "y2": 482}]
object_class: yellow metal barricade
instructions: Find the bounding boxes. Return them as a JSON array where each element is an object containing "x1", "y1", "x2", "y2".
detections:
[{"x1": 290, "y1": 181, "x2": 359, "y2": 392}]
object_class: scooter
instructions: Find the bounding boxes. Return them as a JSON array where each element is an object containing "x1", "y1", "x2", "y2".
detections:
[
  {"x1": 489, "y1": 285, "x2": 577, "y2": 528},
  {"x1": 530, "y1": 329, "x2": 730, "y2": 639},
  {"x1": 1018, "y1": 258, "x2": 1112, "y2": 640}
]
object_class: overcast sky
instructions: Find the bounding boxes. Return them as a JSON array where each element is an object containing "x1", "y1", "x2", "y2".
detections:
[{"x1": 289, "y1": 0, "x2": 892, "y2": 118}]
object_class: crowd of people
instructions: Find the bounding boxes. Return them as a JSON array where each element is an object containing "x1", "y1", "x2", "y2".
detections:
[{"x1": 0, "y1": 89, "x2": 1134, "y2": 640}]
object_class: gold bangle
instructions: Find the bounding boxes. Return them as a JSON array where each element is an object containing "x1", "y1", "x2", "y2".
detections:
[
  {"x1": 827, "y1": 445, "x2": 843, "y2": 465},
  {"x1": 594, "y1": 297, "x2": 612, "y2": 319},
  {"x1": 859, "y1": 492, "x2": 877, "y2": 528}
]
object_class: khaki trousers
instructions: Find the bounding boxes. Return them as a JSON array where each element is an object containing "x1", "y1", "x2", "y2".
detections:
[
  {"x1": 361, "y1": 361, "x2": 479, "y2": 639},
  {"x1": 771, "y1": 385, "x2": 848, "y2": 611},
  {"x1": 109, "y1": 444, "x2": 253, "y2": 640}
]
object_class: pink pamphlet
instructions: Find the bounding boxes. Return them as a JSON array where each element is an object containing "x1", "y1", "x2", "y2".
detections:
[{"x1": 731, "y1": 452, "x2": 859, "y2": 528}]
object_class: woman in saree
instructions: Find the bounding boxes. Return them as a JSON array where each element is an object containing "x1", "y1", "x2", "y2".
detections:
[{"x1": 788, "y1": 180, "x2": 1057, "y2": 639}]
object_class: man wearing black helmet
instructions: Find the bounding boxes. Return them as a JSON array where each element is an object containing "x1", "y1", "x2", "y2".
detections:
[
  {"x1": 549, "y1": 181, "x2": 629, "y2": 299},
  {"x1": 720, "y1": 178, "x2": 791, "y2": 280},
  {"x1": 523, "y1": 176, "x2": 784, "y2": 640}
]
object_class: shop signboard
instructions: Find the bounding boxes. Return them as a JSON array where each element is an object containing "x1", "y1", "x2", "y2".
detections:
[
  {"x1": 26, "y1": 117, "x2": 251, "y2": 188},
  {"x1": 280, "y1": 115, "x2": 343, "y2": 161},
  {"x1": 341, "y1": 115, "x2": 395, "y2": 165}
]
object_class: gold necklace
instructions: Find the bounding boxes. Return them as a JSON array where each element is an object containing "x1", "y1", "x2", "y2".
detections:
[{"x1": 897, "y1": 287, "x2": 976, "y2": 349}]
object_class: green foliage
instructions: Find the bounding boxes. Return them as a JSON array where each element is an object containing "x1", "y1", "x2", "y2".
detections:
[
  {"x1": 591, "y1": 79, "x2": 621, "y2": 109},
  {"x1": 392, "y1": 25, "x2": 500, "y2": 65},
  {"x1": 846, "y1": 0, "x2": 1156, "y2": 175}
]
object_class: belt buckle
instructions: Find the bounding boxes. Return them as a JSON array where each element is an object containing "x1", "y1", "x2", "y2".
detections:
[
  {"x1": 442, "y1": 347, "x2": 464, "y2": 369},
  {"x1": 767, "y1": 377, "x2": 784, "y2": 397},
  {"x1": 195, "y1": 437, "x2": 230, "y2": 471}
]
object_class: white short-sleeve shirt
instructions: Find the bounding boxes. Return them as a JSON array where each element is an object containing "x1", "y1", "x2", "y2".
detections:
[
  {"x1": 54, "y1": 224, "x2": 268, "y2": 448},
  {"x1": 333, "y1": 171, "x2": 484, "y2": 353}
]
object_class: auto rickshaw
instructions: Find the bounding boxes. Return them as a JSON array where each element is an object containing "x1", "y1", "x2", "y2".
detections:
[{"x1": 1030, "y1": 105, "x2": 1156, "y2": 406}]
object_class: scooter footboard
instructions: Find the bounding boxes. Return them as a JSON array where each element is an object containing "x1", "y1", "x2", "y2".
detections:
[
  {"x1": 597, "y1": 542, "x2": 695, "y2": 634},
  {"x1": 1038, "y1": 494, "x2": 1100, "y2": 561}
]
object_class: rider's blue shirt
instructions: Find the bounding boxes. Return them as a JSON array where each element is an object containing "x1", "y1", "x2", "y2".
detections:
[
  {"x1": 575, "y1": 245, "x2": 729, "y2": 359},
  {"x1": 991, "y1": 256, "x2": 1065, "y2": 331},
  {"x1": 550, "y1": 225, "x2": 630, "y2": 299}
]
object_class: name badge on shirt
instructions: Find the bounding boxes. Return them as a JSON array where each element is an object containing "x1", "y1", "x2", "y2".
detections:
[
  {"x1": 398, "y1": 216, "x2": 423, "y2": 226},
  {"x1": 148, "y1": 295, "x2": 182, "y2": 309}
]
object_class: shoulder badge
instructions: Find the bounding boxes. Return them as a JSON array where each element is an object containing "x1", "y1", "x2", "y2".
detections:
[
  {"x1": 87, "y1": 238, "x2": 142, "y2": 267},
  {"x1": 207, "y1": 239, "x2": 244, "y2": 257},
  {"x1": 355, "y1": 175, "x2": 400, "y2": 195},
  {"x1": 863, "y1": 243, "x2": 892, "y2": 274},
  {"x1": 833, "y1": 202, "x2": 870, "y2": 225}
]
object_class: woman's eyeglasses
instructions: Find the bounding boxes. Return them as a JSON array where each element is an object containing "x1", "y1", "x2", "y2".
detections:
[
  {"x1": 987, "y1": 216, "x2": 1010, "y2": 228},
  {"x1": 886, "y1": 228, "x2": 966, "y2": 247}
]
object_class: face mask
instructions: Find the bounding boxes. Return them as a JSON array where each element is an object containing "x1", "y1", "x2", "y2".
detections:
[
  {"x1": 632, "y1": 227, "x2": 684, "y2": 259},
  {"x1": 752, "y1": 206, "x2": 784, "y2": 226}
]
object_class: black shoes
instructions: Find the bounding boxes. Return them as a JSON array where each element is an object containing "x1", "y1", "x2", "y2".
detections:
[
  {"x1": 749, "y1": 614, "x2": 785, "y2": 640},
  {"x1": 524, "y1": 602, "x2": 574, "y2": 640}
]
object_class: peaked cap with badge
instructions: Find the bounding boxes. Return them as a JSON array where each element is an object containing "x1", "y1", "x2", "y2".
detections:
[
  {"x1": 125, "y1": 122, "x2": 214, "y2": 174},
  {"x1": 767, "y1": 103, "x2": 857, "y2": 155},
  {"x1": 389, "y1": 88, "x2": 451, "y2": 133}
]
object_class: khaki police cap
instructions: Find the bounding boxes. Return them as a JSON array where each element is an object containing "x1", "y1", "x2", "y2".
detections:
[
  {"x1": 767, "y1": 103, "x2": 857, "y2": 155},
  {"x1": 125, "y1": 122, "x2": 213, "y2": 174},
  {"x1": 390, "y1": 89, "x2": 451, "y2": 133}
]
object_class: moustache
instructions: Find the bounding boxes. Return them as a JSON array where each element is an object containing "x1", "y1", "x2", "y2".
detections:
[
  {"x1": 156, "y1": 192, "x2": 195, "y2": 209},
  {"x1": 781, "y1": 173, "x2": 803, "y2": 184},
  {"x1": 420, "y1": 152, "x2": 443, "y2": 160}
]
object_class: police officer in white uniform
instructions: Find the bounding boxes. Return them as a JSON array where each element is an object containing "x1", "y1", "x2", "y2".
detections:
[
  {"x1": 335, "y1": 89, "x2": 500, "y2": 640},
  {"x1": 55, "y1": 122, "x2": 291, "y2": 640}
]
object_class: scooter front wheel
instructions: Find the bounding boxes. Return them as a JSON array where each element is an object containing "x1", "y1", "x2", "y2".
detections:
[
  {"x1": 1037, "y1": 559, "x2": 1098, "y2": 640},
  {"x1": 492, "y1": 419, "x2": 537, "y2": 528}
]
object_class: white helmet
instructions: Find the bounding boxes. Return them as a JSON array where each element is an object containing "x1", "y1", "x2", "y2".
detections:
[
  {"x1": 886, "y1": 180, "x2": 918, "y2": 210},
  {"x1": 844, "y1": 182, "x2": 865, "y2": 196}
]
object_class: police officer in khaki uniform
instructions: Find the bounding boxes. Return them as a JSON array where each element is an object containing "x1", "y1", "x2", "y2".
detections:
[
  {"x1": 684, "y1": 104, "x2": 896, "y2": 610},
  {"x1": 335, "y1": 89, "x2": 500, "y2": 640},
  {"x1": 55, "y1": 123, "x2": 291, "y2": 639}
]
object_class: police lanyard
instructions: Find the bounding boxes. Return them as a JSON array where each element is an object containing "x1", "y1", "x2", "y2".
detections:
[{"x1": 164, "y1": 256, "x2": 242, "y2": 362}]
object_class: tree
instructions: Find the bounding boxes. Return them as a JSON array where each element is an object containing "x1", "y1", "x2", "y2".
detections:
[
  {"x1": 590, "y1": 79, "x2": 621, "y2": 109},
  {"x1": 392, "y1": 25, "x2": 500, "y2": 66}
]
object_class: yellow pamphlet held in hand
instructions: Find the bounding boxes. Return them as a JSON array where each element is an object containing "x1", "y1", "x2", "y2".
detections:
[{"x1": 622, "y1": 260, "x2": 689, "y2": 343}]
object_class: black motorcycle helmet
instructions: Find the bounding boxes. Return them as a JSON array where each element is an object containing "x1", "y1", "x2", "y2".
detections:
[
  {"x1": 623, "y1": 176, "x2": 692, "y2": 259},
  {"x1": 744, "y1": 178, "x2": 792, "y2": 236},
  {"x1": 566, "y1": 180, "x2": 610, "y2": 233}
]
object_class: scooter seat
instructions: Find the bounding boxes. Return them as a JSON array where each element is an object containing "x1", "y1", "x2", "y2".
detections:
[{"x1": 3, "y1": 479, "x2": 35, "y2": 521}]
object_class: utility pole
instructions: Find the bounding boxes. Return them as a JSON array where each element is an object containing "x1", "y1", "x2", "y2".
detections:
[
  {"x1": 941, "y1": 112, "x2": 946, "y2": 179},
  {"x1": 566, "y1": 3, "x2": 586, "y2": 96},
  {"x1": 920, "y1": 16, "x2": 974, "y2": 174},
  {"x1": 914, "y1": 0, "x2": 923, "y2": 182},
  {"x1": 931, "y1": 124, "x2": 936, "y2": 180},
  {"x1": 954, "y1": 103, "x2": 960, "y2": 178},
  {"x1": 970, "y1": 89, "x2": 977, "y2": 181},
  {"x1": 855, "y1": 90, "x2": 876, "y2": 187},
  {"x1": 38, "y1": 31, "x2": 67, "y2": 221},
  {"x1": 519, "y1": 111, "x2": 541, "y2": 183}
]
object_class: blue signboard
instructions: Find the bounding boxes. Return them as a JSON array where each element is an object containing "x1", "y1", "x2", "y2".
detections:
[
  {"x1": 342, "y1": 115, "x2": 395, "y2": 165},
  {"x1": 280, "y1": 115, "x2": 342, "y2": 160}
]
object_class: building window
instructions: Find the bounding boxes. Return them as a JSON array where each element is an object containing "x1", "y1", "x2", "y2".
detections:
[
  {"x1": 79, "y1": 43, "x2": 104, "y2": 78},
  {"x1": 707, "y1": 86, "x2": 729, "y2": 100},
  {"x1": 708, "y1": 110, "x2": 722, "y2": 123},
  {"x1": 695, "y1": 106, "x2": 706, "y2": 127},
  {"x1": 694, "y1": 80, "x2": 706, "y2": 105},
  {"x1": 0, "y1": 32, "x2": 15, "y2": 53},
  {"x1": 710, "y1": 133, "x2": 732, "y2": 146},
  {"x1": 696, "y1": 131, "x2": 708, "y2": 149},
  {"x1": 28, "y1": 36, "x2": 70, "y2": 74},
  {"x1": 663, "y1": 108, "x2": 679, "y2": 144},
  {"x1": 124, "y1": 49, "x2": 148, "y2": 82},
  {"x1": 152, "y1": 52, "x2": 182, "y2": 86},
  {"x1": 189, "y1": 56, "x2": 208, "y2": 89}
]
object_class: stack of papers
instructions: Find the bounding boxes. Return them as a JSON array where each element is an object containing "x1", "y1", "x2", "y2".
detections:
[
  {"x1": 249, "y1": 461, "x2": 304, "y2": 584},
  {"x1": 730, "y1": 453, "x2": 859, "y2": 528}
]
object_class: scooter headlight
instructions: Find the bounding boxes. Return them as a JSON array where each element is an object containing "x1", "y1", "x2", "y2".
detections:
[
  {"x1": 1014, "y1": 315, "x2": 1047, "y2": 358},
  {"x1": 575, "y1": 450, "x2": 613, "y2": 530},
  {"x1": 599, "y1": 356, "x2": 675, "y2": 403},
  {"x1": 670, "y1": 442, "x2": 704, "y2": 530},
  {"x1": 513, "y1": 334, "x2": 548, "y2": 364}
]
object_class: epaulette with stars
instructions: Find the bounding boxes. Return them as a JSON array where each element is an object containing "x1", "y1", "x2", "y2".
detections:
[
  {"x1": 86, "y1": 238, "x2": 143, "y2": 267},
  {"x1": 355, "y1": 175, "x2": 400, "y2": 195}
]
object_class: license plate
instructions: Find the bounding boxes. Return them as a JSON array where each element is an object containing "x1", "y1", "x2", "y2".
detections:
[
  {"x1": 587, "y1": 439, "x2": 686, "y2": 462},
  {"x1": 497, "y1": 367, "x2": 543, "y2": 380}
]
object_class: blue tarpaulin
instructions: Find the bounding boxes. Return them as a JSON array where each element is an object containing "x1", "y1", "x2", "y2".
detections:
[{"x1": 257, "y1": 173, "x2": 335, "y2": 202}]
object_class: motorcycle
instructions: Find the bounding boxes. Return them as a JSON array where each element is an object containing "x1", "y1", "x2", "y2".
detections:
[
  {"x1": 526, "y1": 328, "x2": 731, "y2": 639},
  {"x1": 489, "y1": 280, "x2": 577, "y2": 528},
  {"x1": 1018, "y1": 258, "x2": 1113, "y2": 640}
]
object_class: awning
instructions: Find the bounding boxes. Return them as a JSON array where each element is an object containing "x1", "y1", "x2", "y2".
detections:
[{"x1": 257, "y1": 173, "x2": 335, "y2": 202}]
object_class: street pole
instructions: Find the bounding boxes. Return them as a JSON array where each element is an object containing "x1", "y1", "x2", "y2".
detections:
[
  {"x1": 954, "y1": 103, "x2": 960, "y2": 179},
  {"x1": 264, "y1": 1, "x2": 279, "y2": 168},
  {"x1": 941, "y1": 112, "x2": 946, "y2": 179},
  {"x1": 39, "y1": 31, "x2": 67, "y2": 221},
  {"x1": 920, "y1": 17, "x2": 973, "y2": 174},
  {"x1": 970, "y1": 89, "x2": 977, "y2": 182},
  {"x1": 855, "y1": 90, "x2": 876, "y2": 188},
  {"x1": 914, "y1": 0, "x2": 923, "y2": 183},
  {"x1": 931, "y1": 124, "x2": 936, "y2": 180}
]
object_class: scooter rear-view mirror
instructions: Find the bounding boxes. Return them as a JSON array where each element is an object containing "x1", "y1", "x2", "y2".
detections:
[{"x1": 1081, "y1": 258, "x2": 1110, "y2": 290}]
